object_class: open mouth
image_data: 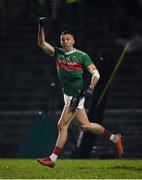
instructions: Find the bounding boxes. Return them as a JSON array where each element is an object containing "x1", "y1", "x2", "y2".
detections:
[{"x1": 63, "y1": 44, "x2": 69, "y2": 48}]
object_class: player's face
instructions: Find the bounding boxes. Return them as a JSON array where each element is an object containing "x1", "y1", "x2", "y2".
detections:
[{"x1": 60, "y1": 34, "x2": 75, "y2": 52}]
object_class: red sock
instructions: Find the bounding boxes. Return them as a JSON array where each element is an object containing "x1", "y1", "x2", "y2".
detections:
[
  {"x1": 101, "y1": 129, "x2": 112, "y2": 140},
  {"x1": 53, "y1": 146, "x2": 62, "y2": 156}
]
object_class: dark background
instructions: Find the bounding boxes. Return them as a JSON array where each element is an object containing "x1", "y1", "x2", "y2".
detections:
[{"x1": 0, "y1": 0, "x2": 142, "y2": 159}]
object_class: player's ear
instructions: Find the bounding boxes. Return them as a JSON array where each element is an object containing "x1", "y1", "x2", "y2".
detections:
[{"x1": 73, "y1": 39, "x2": 75, "y2": 45}]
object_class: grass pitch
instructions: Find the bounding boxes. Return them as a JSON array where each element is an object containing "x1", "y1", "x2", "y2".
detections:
[{"x1": 0, "y1": 159, "x2": 142, "y2": 179}]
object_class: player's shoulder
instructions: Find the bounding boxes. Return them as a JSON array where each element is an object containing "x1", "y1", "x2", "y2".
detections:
[
  {"x1": 54, "y1": 47, "x2": 65, "y2": 54},
  {"x1": 75, "y1": 49, "x2": 90, "y2": 59},
  {"x1": 54, "y1": 47, "x2": 64, "y2": 51},
  {"x1": 75, "y1": 49, "x2": 89, "y2": 56}
]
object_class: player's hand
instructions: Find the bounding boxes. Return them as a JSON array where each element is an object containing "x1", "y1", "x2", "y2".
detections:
[
  {"x1": 38, "y1": 17, "x2": 48, "y2": 27},
  {"x1": 69, "y1": 87, "x2": 93, "y2": 112},
  {"x1": 84, "y1": 86, "x2": 94, "y2": 97}
]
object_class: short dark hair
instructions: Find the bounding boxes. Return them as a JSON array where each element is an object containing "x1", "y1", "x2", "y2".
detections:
[{"x1": 61, "y1": 31, "x2": 75, "y2": 38}]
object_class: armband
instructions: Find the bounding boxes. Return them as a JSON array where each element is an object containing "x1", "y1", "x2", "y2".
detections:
[{"x1": 91, "y1": 69, "x2": 100, "y2": 80}]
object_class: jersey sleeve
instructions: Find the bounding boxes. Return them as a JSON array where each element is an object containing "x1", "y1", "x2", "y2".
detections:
[
  {"x1": 52, "y1": 47, "x2": 64, "y2": 61},
  {"x1": 82, "y1": 53, "x2": 93, "y2": 67}
]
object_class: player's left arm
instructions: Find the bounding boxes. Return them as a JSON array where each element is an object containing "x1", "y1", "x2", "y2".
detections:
[
  {"x1": 86, "y1": 63, "x2": 100, "y2": 93},
  {"x1": 69, "y1": 63, "x2": 100, "y2": 110}
]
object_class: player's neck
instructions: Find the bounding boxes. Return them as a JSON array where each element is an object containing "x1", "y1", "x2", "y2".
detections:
[
  {"x1": 64, "y1": 48, "x2": 76, "y2": 55},
  {"x1": 64, "y1": 47, "x2": 74, "y2": 53}
]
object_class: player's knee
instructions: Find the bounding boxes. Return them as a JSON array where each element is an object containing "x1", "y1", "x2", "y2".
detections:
[
  {"x1": 57, "y1": 119, "x2": 67, "y2": 131},
  {"x1": 57, "y1": 121, "x2": 63, "y2": 130},
  {"x1": 81, "y1": 123, "x2": 91, "y2": 131}
]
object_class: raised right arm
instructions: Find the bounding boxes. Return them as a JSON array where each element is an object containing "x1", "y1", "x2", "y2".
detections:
[{"x1": 38, "y1": 19, "x2": 55, "y2": 56}]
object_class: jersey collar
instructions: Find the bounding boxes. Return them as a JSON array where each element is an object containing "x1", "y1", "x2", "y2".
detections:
[{"x1": 64, "y1": 48, "x2": 76, "y2": 55}]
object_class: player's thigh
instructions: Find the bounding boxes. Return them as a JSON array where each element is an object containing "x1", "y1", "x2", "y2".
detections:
[{"x1": 58, "y1": 105, "x2": 76, "y2": 127}]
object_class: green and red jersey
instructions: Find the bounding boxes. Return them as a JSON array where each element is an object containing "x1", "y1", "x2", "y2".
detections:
[{"x1": 53, "y1": 47, "x2": 93, "y2": 97}]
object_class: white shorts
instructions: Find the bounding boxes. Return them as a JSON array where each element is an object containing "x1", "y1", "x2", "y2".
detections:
[{"x1": 64, "y1": 94, "x2": 85, "y2": 109}]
